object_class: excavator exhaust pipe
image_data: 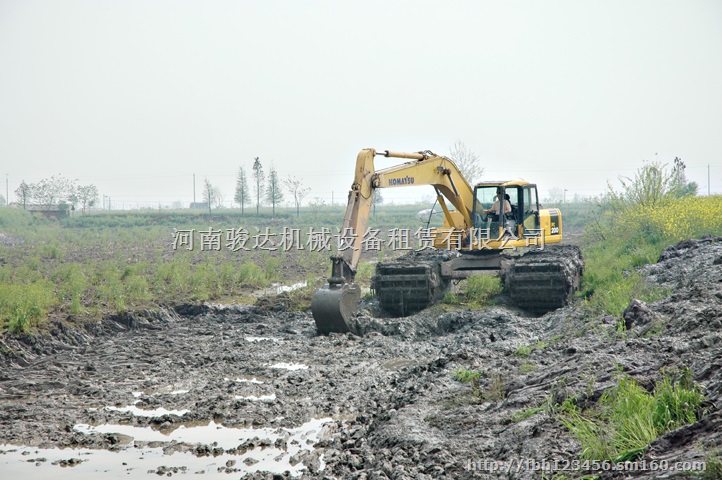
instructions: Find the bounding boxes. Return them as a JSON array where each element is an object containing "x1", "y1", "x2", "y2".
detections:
[{"x1": 311, "y1": 283, "x2": 361, "y2": 335}]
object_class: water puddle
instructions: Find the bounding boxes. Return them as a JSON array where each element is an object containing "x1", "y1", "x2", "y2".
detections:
[
  {"x1": 245, "y1": 336, "x2": 280, "y2": 343},
  {"x1": 0, "y1": 418, "x2": 335, "y2": 478},
  {"x1": 132, "y1": 386, "x2": 190, "y2": 397},
  {"x1": 269, "y1": 363, "x2": 308, "y2": 371},
  {"x1": 225, "y1": 376, "x2": 264, "y2": 384},
  {"x1": 233, "y1": 393, "x2": 276, "y2": 402},
  {"x1": 1, "y1": 415, "x2": 332, "y2": 478},
  {"x1": 272, "y1": 281, "x2": 307, "y2": 294},
  {"x1": 105, "y1": 405, "x2": 191, "y2": 417}
]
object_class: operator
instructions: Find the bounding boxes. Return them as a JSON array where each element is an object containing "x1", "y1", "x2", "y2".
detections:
[{"x1": 484, "y1": 189, "x2": 512, "y2": 218}]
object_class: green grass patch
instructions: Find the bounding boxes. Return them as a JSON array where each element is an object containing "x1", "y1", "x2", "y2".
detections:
[
  {"x1": 511, "y1": 405, "x2": 545, "y2": 423},
  {"x1": 441, "y1": 275, "x2": 502, "y2": 308},
  {"x1": 464, "y1": 275, "x2": 503, "y2": 306},
  {"x1": 520, "y1": 361, "x2": 537, "y2": 374},
  {"x1": 0, "y1": 281, "x2": 57, "y2": 333},
  {"x1": 561, "y1": 369, "x2": 705, "y2": 461}
]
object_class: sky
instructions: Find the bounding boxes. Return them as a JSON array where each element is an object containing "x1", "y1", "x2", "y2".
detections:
[{"x1": 1, "y1": 0, "x2": 721, "y2": 209}]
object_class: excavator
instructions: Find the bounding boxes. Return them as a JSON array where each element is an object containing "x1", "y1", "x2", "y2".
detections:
[{"x1": 311, "y1": 148, "x2": 584, "y2": 335}]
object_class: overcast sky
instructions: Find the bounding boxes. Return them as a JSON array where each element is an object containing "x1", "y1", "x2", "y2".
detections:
[{"x1": 1, "y1": 0, "x2": 721, "y2": 208}]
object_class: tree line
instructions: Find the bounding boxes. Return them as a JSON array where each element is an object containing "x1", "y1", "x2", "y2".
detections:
[
  {"x1": 14, "y1": 175, "x2": 99, "y2": 213},
  {"x1": 203, "y1": 157, "x2": 310, "y2": 217}
]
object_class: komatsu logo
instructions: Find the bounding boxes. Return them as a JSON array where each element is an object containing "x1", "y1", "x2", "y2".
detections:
[{"x1": 388, "y1": 176, "x2": 415, "y2": 186}]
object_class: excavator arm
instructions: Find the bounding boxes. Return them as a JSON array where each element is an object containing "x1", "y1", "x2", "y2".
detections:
[{"x1": 311, "y1": 148, "x2": 475, "y2": 334}]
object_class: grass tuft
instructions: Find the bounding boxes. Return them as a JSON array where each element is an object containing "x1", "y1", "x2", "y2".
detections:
[{"x1": 561, "y1": 369, "x2": 705, "y2": 461}]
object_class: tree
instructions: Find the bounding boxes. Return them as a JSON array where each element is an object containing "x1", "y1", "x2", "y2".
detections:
[
  {"x1": 212, "y1": 186, "x2": 224, "y2": 209},
  {"x1": 74, "y1": 184, "x2": 99, "y2": 213},
  {"x1": 252, "y1": 157, "x2": 264, "y2": 215},
  {"x1": 545, "y1": 187, "x2": 565, "y2": 204},
  {"x1": 449, "y1": 140, "x2": 484, "y2": 184},
  {"x1": 284, "y1": 176, "x2": 310, "y2": 217},
  {"x1": 15, "y1": 181, "x2": 32, "y2": 209},
  {"x1": 0, "y1": 194, "x2": 5, "y2": 207},
  {"x1": 669, "y1": 157, "x2": 699, "y2": 198},
  {"x1": 265, "y1": 165, "x2": 284, "y2": 217},
  {"x1": 202, "y1": 178, "x2": 215, "y2": 215},
  {"x1": 31, "y1": 174, "x2": 77, "y2": 207},
  {"x1": 234, "y1": 167, "x2": 250, "y2": 215}
]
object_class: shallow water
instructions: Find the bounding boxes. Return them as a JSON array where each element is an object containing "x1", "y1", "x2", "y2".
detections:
[{"x1": 0, "y1": 417, "x2": 332, "y2": 479}]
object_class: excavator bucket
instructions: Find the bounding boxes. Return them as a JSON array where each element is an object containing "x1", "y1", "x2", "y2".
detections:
[{"x1": 311, "y1": 283, "x2": 361, "y2": 335}]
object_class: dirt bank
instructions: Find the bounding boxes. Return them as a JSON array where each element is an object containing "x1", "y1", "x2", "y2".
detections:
[{"x1": 1, "y1": 237, "x2": 720, "y2": 479}]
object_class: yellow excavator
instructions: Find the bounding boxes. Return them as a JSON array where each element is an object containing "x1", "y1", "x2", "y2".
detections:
[{"x1": 311, "y1": 148, "x2": 584, "y2": 335}]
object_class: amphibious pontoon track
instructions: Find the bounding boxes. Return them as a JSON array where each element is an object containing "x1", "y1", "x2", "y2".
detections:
[
  {"x1": 500, "y1": 245, "x2": 584, "y2": 314},
  {"x1": 371, "y1": 251, "x2": 451, "y2": 316}
]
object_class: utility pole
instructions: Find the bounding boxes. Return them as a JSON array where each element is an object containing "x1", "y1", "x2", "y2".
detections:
[
  {"x1": 193, "y1": 173, "x2": 196, "y2": 205},
  {"x1": 5, "y1": 174, "x2": 8, "y2": 207}
]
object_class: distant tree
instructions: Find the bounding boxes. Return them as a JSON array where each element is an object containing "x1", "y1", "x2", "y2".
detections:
[
  {"x1": 74, "y1": 184, "x2": 99, "y2": 213},
  {"x1": 669, "y1": 157, "x2": 699, "y2": 197},
  {"x1": 212, "y1": 186, "x2": 224, "y2": 209},
  {"x1": 234, "y1": 167, "x2": 250, "y2": 215},
  {"x1": 252, "y1": 157, "x2": 264, "y2": 215},
  {"x1": 0, "y1": 194, "x2": 5, "y2": 207},
  {"x1": 284, "y1": 176, "x2": 310, "y2": 217},
  {"x1": 545, "y1": 187, "x2": 565, "y2": 204},
  {"x1": 265, "y1": 166, "x2": 284, "y2": 217},
  {"x1": 308, "y1": 196, "x2": 325, "y2": 221},
  {"x1": 449, "y1": 140, "x2": 484, "y2": 185},
  {"x1": 31, "y1": 174, "x2": 77, "y2": 207},
  {"x1": 15, "y1": 181, "x2": 32, "y2": 209},
  {"x1": 202, "y1": 178, "x2": 215, "y2": 215},
  {"x1": 372, "y1": 189, "x2": 383, "y2": 215}
]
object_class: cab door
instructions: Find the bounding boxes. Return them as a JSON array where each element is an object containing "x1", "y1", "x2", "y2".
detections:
[{"x1": 522, "y1": 185, "x2": 540, "y2": 234}]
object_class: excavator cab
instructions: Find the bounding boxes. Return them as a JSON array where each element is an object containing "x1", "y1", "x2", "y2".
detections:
[{"x1": 472, "y1": 183, "x2": 542, "y2": 239}]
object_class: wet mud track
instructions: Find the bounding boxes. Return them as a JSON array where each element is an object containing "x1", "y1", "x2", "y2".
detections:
[{"x1": 1, "y1": 237, "x2": 722, "y2": 479}]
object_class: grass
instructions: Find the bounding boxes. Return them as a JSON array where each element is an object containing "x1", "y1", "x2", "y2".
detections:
[
  {"x1": 580, "y1": 195, "x2": 722, "y2": 317},
  {"x1": 561, "y1": 369, "x2": 705, "y2": 461},
  {"x1": 442, "y1": 274, "x2": 503, "y2": 308},
  {"x1": 510, "y1": 405, "x2": 545, "y2": 423},
  {"x1": 0, "y1": 281, "x2": 57, "y2": 334},
  {"x1": 515, "y1": 341, "x2": 549, "y2": 357},
  {"x1": 451, "y1": 368, "x2": 505, "y2": 402},
  {"x1": 0, "y1": 204, "x2": 440, "y2": 332}
]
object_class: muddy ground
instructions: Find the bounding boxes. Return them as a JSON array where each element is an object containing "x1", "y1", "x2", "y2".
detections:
[{"x1": 1, "y1": 237, "x2": 721, "y2": 479}]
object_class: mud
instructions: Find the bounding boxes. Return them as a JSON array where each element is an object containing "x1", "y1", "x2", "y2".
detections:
[{"x1": 1, "y1": 237, "x2": 721, "y2": 479}]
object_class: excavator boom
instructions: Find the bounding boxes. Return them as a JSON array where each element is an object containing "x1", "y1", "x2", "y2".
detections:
[{"x1": 311, "y1": 149, "x2": 475, "y2": 334}]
